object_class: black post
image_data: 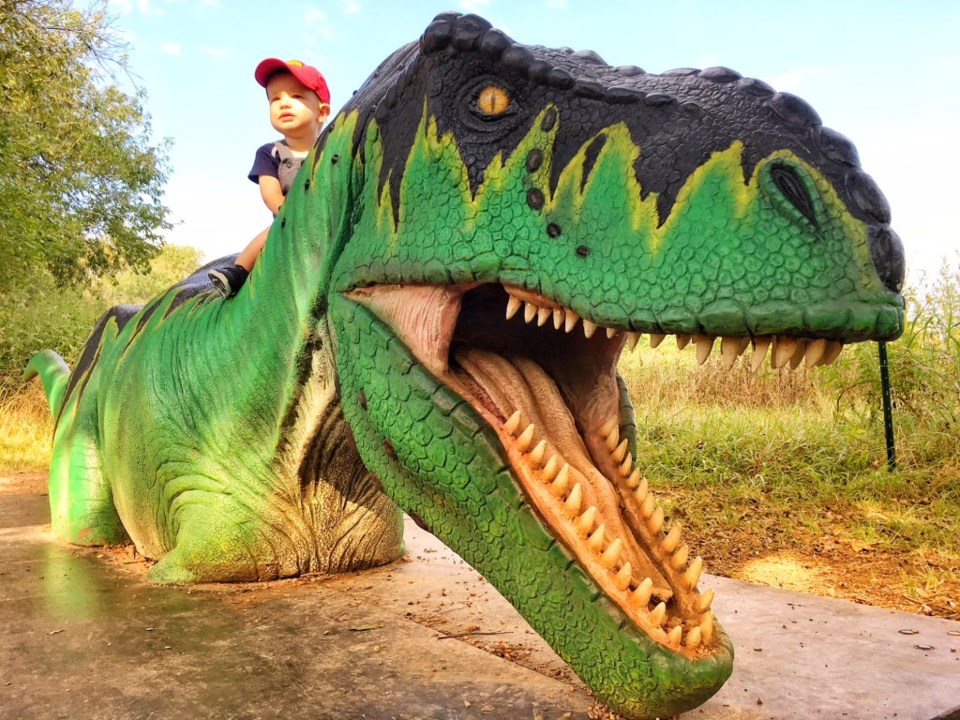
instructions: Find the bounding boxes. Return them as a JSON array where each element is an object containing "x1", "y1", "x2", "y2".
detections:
[{"x1": 878, "y1": 341, "x2": 896, "y2": 471}]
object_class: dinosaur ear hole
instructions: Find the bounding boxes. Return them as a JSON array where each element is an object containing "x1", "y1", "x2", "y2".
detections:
[{"x1": 476, "y1": 85, "x2": 511, "y2": 116}]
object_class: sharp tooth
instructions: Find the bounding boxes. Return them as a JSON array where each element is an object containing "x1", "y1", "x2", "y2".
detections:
[
  {"x1": 599, "y1": 537, "x2": 622, "y2": 568},
  {"x1": 685, "y1": 626, "x2": 702, "y2": 649},
  {"x1": 626, "y1": 332, "x2": 641, "y2": 351},
  {"x1": 541, "y1": 455, "x2": 560, "y2": 481},
  {"x1": 506, "y1": 295, "x2": 522, "y2": 320},
  {"x1": 612, "y1": 439, "x2": 628, "y2": 463},
  {"x1": 641, "y1": 493, "x2": 655, "y2": 518},
  {"x1": 789, "y1": 339, "x2": 807, "y2": 369},
  {"x1": 633, "y1": 577, "x2": 653, "y2": 607},
  {"x1": 720, "y1": 336, "x2": 744, "y2": 370},
  {"x1": 516, "y1": 423, "x2": 536, "y2": 451},
  {"x1": 662, "y1": 523, "x2": 682, "y2": 553},
  {"x1": 563, "y1": 482, "x2": 583, "y2": 517},
  {"x1": 615, "y1": 562, "x2": 632, "y2": 591},
  {"x1": 536, "y1": 306, "x2": 551, "y2": 326},
  {"x1": 600, "y1": 416, "x2": 618, "y2": 438},
  {"x1": 625, "y1": 468, "x2": 641, "y2": 489},
  {"x1": 676, "y1": 334, "x2": 691, "y2": 350},
  {"x1": 587, "y1": 523, "x2": 605, "y2": 552},
  {"x1": 618, "y1": 453, "x2": 633, "y2": 477},
  {"x1": 634, "y1": 477, "x2": 649, "y2": 502},
  {"x1": 649, "y1": 333, "x2": 665, "y2": 349},
  {"x1": 684, "y1": 556, "x2": 704, "y2": 589},
  {"x1": 649, "y1": 601, "x2": 667, "y2": 626},
  {"x1": 695, "y1": 335, "x2": 714, "y2": 365},
  {"x1": 648, "y1": 506, "x2": 664, "y2": 534},
  {"x1": 751, "y1": 336, "x2": 771, "y2": 372},
  {"x1": 606, "y1": 326, "x2": 617, "y2": 339},
  {"x1": 667, "y1": 625, "x2": 682, "y2": 646},
  {"x1": 553, "y1": 308, "x2": 564, "y2": 330},
  {"x1": 564, "y1": 310, "x2": 580, "y2": 333},
  {"x1": 575, "y1": 506, "x2": 597, "y2": 535},
  {"x1": 818, "y1": 340, "x2": 844, "y2": 366},
  {"x1": 671, "y1": 543, "x2": 689, "y2": 568},
  {"x1": 504, "y1": 410, "x2": 522, "y2": 436},
  {"x1": 698, "y1": 588, "x2": 715, "y2": 612},
  {"x1": 804, "y1": 338, "x2": 827, "y2": 367},
  {"x1": 583, "y1": 319, "x2": 598, "y2": 339},
  {"x1": 529, "y1": 439, "x2": 547, "y2": 467},
  {"x1": 604, "y1": 424, "x2": 620, "y2": 451},
  {"x1": 773, "y1": 336, "x2": 798, "y2": 369},
  {"x1": 551, "y1": 464, "x2": 570, "y2": 496},
  {"x1": 524, "y1": 302, "x2": 538, "y2": 324},
  {"x1": 700, "y1": 611, "x2": 715, "y2": 644}
]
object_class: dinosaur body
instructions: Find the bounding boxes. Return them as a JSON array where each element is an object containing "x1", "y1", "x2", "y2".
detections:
[{"x1": 26, "y1": 14, "x2": 904, "y2": 719}]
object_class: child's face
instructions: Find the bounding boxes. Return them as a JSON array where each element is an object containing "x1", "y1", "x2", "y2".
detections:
[{"x1": 265, "y1": 73, "x2": 329, "y2": 138}]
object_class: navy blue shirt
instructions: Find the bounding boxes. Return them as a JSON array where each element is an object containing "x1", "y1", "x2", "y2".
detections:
[{"x1": 248, "y1": 141, "x2": 305, "y2": 196}]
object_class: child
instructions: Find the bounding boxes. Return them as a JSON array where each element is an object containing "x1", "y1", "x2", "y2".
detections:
[{"x1": 208, "y1": 58, "x2": 331, "y2": 297}]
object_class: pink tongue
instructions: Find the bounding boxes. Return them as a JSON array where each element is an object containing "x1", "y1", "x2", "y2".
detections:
[
  {"x1": 454, "y1": 347, "x2": 672, "y2": 596},
  {"x1": 454, "y1": 347, "x2": 594, "y2": 469}
]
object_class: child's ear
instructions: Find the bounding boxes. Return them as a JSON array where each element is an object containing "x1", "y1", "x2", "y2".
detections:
[{"x1": 318, "y1": 104, "x2": 331, "y2": 122}]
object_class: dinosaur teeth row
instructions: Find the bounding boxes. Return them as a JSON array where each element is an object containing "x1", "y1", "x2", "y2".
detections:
[
  {"x1": 505, "y1": 409, "x2": 714, "y2": 650},
  {"x1": 504, "y1": 289, "x2": 845, "y2": 370},
  {"x1": 598, "y1": 414, "x2": 714, "y2": 647}
]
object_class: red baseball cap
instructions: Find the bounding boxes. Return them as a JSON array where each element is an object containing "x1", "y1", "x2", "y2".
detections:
[{"x1": 255, "y1": 58, "x2": 331, "y2": 105}]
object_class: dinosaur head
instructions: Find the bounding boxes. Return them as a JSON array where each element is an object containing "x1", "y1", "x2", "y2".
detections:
[{"x1": 321, "y1": 13, "x2": 904, "y2": 719}]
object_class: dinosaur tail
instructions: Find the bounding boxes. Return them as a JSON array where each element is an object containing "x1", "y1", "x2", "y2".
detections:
[{"x1": 24, "y1": 350, "x2": 71, "y2": 417}]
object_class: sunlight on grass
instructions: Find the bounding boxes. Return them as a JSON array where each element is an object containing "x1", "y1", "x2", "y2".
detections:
[{"x1": 0, "y1": 382, "x2": 53, "y2": 473}]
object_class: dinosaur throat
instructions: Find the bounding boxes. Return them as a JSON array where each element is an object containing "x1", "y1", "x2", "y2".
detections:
[{"x1": 350, "y1": 282, "x2": 719, "y2": 653}]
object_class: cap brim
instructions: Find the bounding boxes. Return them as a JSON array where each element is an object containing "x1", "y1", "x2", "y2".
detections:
[{"x1": 254, "y1": 58, "x2": 290, "y2": 87}]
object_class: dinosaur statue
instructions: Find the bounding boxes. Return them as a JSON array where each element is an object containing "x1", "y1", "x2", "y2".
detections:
[{"x1": 25, "y1": 13, "x2": 905, "y2": 719}]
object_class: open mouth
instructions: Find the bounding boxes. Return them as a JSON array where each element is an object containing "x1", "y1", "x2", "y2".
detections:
[{"x1": 348, "y1": 281, "x2": 844, "y2": 654}]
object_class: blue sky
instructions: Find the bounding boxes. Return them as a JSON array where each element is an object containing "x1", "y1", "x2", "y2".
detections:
[{"x1": 105, "y1": 0, "x2": 960, "y2": 283}]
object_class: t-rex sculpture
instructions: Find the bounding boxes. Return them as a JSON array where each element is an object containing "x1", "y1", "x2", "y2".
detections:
[{"x1": 26, "y1": 13, "x2": 905, "y2": 719}]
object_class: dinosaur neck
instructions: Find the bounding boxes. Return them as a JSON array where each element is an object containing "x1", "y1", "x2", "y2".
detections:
[{"x1": 216, "y1": 126, "x2": 356, "y2": 458}]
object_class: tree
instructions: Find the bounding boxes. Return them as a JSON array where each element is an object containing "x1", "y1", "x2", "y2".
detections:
[{"x1": 0, "y1": 0, "x2": 171, "y2": 292}]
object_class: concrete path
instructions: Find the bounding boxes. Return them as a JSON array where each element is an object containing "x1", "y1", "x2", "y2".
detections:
[{"x1": 1, "y1": 490, "x2": 958, "y2": 720}]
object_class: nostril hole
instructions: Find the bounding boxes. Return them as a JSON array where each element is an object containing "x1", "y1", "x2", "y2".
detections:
[{"x1": 771, "y1": 164, "x2": 817, "y2": 226}]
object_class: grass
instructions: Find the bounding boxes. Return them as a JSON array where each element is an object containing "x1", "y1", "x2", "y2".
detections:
[
  {"x1": 618, "y1": 340, "x2": 960, "y2": 618},
  {"x1": 0, "y1": 381, "x2": 53, "y2": 473}
]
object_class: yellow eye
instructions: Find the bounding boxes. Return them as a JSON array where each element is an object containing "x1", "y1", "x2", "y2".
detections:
[{"x1": 477, "y1": 86, "x2": 511, "y2": 116}]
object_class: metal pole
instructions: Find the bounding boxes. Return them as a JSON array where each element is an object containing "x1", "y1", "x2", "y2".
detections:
[{"x1": 878, "y1": 341, "x2": 896, "y2": 471}]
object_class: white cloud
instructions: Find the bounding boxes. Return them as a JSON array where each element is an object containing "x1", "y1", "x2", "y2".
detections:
[
  {"x1": 304, "y1": 7, "x2": 336, "y2": 41},
  {"x1": 107, "y1": 0, "x2": 133, "y2": 14},
  {"x1": 136, "y1": 0, "x2": 163, "y2": 16},
  {"x1": 341, "y1": 0, "x2": 361, "y2": 15},
  {"x1": 160, "y1": 42, "x2": 182, "y2": 56}
]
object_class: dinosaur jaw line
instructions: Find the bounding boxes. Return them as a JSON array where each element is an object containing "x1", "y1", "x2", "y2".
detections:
[{"x1": 347, "y1": 281, "x2": 845, "y2": 655}]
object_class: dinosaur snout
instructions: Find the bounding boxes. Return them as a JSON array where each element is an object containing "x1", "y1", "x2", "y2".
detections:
[{"x1": 869, "y1": 224, "x2": 905, "y2": 293}]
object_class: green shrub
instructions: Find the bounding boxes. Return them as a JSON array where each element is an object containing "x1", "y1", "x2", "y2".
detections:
[{"x1": 0, "y1": 244, "x2": 202, "y2": 389}]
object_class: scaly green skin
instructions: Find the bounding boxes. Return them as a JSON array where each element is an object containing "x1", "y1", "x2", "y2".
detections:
[{"x1": 26, "y1": 13, "x2": 905, "y2": 720}]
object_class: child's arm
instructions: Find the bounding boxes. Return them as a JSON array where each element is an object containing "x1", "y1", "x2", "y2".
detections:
[{"x1": 259, "y1": 175, "x2": 285, "y2": 216}]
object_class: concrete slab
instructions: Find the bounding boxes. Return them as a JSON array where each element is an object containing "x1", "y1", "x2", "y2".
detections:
[{"x1": 1, "y1": 491, "x2": 958, "y2": 720}]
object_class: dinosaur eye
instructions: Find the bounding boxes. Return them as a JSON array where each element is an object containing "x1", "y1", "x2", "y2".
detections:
[
  {"x1": 771, "y1": 164, "x2": 818, "y2": 226},
  {"x1": 476, "y1": 85, "x2": 511, "y2": 116}
]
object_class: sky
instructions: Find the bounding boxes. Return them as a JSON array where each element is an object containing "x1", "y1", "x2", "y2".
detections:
[{"x1": 103, "y1": 0, "x2": 960, "y2": 285}]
